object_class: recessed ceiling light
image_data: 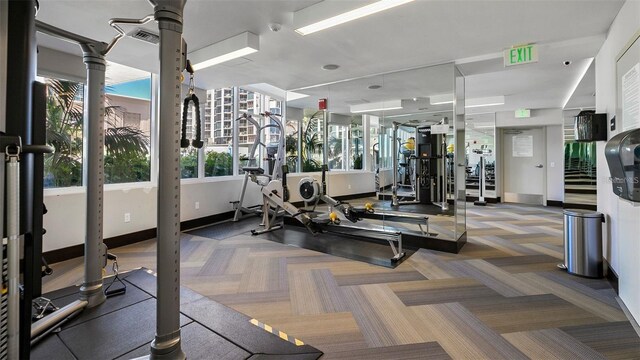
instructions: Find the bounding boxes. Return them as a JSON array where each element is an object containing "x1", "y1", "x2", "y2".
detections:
[
  {"x1": 368, "y1": 85, "x2": 382, "y2": 89},
  {"x1": 322, "y1": 64, "x2": 340, "y2": 70}
]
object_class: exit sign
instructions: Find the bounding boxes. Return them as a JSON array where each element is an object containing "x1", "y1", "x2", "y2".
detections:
[
  {"x1": 504, "y1": 44, "x2": 538, "y2": 67},
  {"x1": 515, "y1": 109, "x2": 530, "y2": 118}
]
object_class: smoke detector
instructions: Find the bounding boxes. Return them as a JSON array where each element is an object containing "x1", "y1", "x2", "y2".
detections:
[{"x1": 268, "y1": 23, "x2": 282, "y2": 32}]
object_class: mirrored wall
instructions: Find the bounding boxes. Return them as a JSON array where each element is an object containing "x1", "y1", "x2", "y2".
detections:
[
  {"x1": 286, "y1": 63, "x2": 466, "y2": 244},
  {"x1": 465, "y1": 113, "x2": 496, "y2": 200}
]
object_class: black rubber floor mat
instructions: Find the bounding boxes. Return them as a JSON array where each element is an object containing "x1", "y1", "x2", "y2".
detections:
[
  {"x1": 55, "y1": 298, "x2": 192, "y2": 360},
  {"x1": 187, "y1": 217, "x2": 262, "y2": 239},
  {"x1": 256, "y1": 227, "x2": 412, "y2": 268},
  {"x1": 31, "y1": 334, "x2": 75, "y2": 360},
  {"x1": 116, "y1": 322, "x2": 251, "y2": 360},
  {"x1": 33, "y1": 269, "x2": 323, "y2": 360}
]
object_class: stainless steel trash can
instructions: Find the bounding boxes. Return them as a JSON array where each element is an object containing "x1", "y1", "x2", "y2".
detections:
[{"x1": 562, "y1": 209, "x2": 604, "y2": 278}]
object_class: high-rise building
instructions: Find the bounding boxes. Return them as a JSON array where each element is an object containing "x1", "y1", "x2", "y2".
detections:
[{"x1": 204, "y1": 88, "x2": 282, "y2": 147}]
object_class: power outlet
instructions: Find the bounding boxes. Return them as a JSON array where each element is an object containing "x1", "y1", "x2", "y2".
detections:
[
  {"x1": 195, "y1": 201, "x2": 200, "y2": 210},
  {"x1": 550, "y1": 162, "x2": 555, "y2": 168},
  {"x1": 124, "y1": 213, "x2": 131, "y2": 223},
  {"x1": 348, "y1": 184, "x2": 352, "y2": 190}
]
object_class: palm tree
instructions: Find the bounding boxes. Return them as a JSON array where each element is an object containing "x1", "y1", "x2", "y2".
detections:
[
  {"x1": 300, "y1": 113, "x2": 323, "y2": 171},
  {"x1": 44, "y1": 78, "x2": 151, "y2": 187}
]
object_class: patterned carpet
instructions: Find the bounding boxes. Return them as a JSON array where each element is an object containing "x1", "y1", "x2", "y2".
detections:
[{"x1": 43, "y1": 203, "x2": 640, "y2": 359}]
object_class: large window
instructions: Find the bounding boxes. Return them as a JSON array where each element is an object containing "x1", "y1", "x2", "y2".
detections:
[
  {"x1": 104, "y1": 62, "x2": 152, "y2": 184},
  {"x1": 350, "y1": 116, "x2": 363, "y2": 170},
  {"x1": 43, "y1": 77, "x2": 84, "y2": 188},
  {"x1": 301, "y1": 109, "x2": 324, "y2": 172},
  {"x1": 328, "y1": 123, "x2": 347, "y2": 170},
  {"x1": 285, "y1": 119, "x2": 299, "y2": 171}
]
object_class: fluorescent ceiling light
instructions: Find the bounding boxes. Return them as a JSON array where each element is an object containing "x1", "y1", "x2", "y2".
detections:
[
  {"x1": 190, "y1": 32, "x2": 259, "y2": 71},
  {"x1": 295, "y1": 0, "x2": 415, "y2": 36},
  {"x1": 287, "y1": 92, "x2": 309, "y2": 101},
  {"x1": 465, "y1": 96, "x2": 505, "y2": 108},
  {"x1": 562, "y1": 57, "x2": 594, "y2": 109},
  {"x1": 386, "y1": 110, "x2": 448, "y2": 118},
  {"x1": 351, "y1": 100, "x2": 402, "y2": 113},
  {"x1": 429, "y1": 93, "x2": 454, "y2": 105}
]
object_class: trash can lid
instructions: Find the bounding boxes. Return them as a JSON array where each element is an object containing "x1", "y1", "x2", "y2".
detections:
[{"x1": 563, "y1": 209, "x2": 603, "y2": 218}]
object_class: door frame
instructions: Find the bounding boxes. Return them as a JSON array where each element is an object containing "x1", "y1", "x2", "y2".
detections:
[{"x1": 498, "y1": 127, "x2": 547, "y2": 205}]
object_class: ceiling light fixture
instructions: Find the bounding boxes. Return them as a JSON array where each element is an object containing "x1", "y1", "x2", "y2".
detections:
[
  {"x1": 287, "y1": 91, "x2": 309, "y2": 101},
  {"x1": 465, "y1": 96, "x2": 505, "y2": 108},
  {"x1": 190, "y1": 32, "x2": 259, "y2": 71},
  {"x1": 429, "y1": 93, "x2": 454, "y2": 105},
  {"x1": 351, "y1": 99, "x2": 402, "y2": 113},
  {"x1": 294, "y1": 0, "x2": 415, "y2": 36},
  {"x1": 385, "y1": 109, "x2": 445, "y2": 118},
  {"x1": 562, "y1": 57, "x2": 594, "y2": 109},
  {"x1": 368, "y1": 85, "x2": 382, "y2": 89}
]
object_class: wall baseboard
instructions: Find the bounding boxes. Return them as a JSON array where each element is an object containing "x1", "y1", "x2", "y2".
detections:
[
  {"x1": 465, "y1": 196, "x2": 500, "y2": 204},
  {"x1": 563, "y1": 202, "x2": 597, "y2": 211},
  {"x1": 44, "y1": 210, "x2": 236, "y2": 264},
  {"x1": 547, "y1": 200, "x2": 563, "y2": 207},
  {"x1": 605, "y1": 260, "x2": 619, "y2": 294},
  {"x1": 616, "y1": 297, "x2": 640, "y2": 339}
]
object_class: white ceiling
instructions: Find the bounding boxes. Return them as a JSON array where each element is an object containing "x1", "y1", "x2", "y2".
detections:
[{"x1": 35, "y1": 0, "x2": 623, "y2": 114}]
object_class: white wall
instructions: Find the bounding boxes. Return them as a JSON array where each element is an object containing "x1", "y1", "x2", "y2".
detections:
[
  {"x1": 546, "y1": 125, "x2": 565, "y2": 202},
  {"x1": 594, "y1": 0, "x2": 640, "y2": 323},
  {"x1": 495, "y1": 109, "x2": 564, "y2": 202},
  {"x1": 43, "y1": 171, "x2": 376, "y2": 252}
]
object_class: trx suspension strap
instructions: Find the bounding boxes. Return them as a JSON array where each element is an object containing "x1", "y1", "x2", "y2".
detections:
[{"x1": 181, "y1": 59, "x2": 203, "y2": 149}]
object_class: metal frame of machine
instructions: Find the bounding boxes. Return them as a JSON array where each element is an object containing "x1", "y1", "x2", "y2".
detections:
[
  {"x1": 2, "y1": 1, "x2": 190, "y2": 358},
  {"x1": 390, "y1": 120, "x2": 450, "y2": 211},
  {"x1": 233, "y1": 112, "x2": 286, "y2": 222}
]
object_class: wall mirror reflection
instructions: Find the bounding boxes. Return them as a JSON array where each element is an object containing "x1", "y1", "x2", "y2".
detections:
[
  {"x1": 563, "y1": 109, "x2": 597, "y2": 210},
  {"x1": 465, "y1": 113, "x2": 496, "y2": 201},
  {"x1": 285, "y1": 63, "x2": 466, "y2": 257}
]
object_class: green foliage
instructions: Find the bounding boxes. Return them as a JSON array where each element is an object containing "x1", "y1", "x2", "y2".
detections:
[
  {"x1": 181, "y1": 151, "x2": 199, "y2": 178},
  {"x1": 44, "y1": 78, "x2": 152, "y2": 186},
  {"x1": 353, "y1": 153, "x2": 363, "y2": 170},
  {"x1": 302, "y1": 158, "x2": 322, "y2": 172},
  {"x1": 44, "y1": 79, "x2": 84, "y2": 187},
  {"x1": 284, "y1": 113, "x2": 324, "y2": 172},
  {"x1": 105, "y1": 152, "x2": 151, "y2": 183},
  {"x1": 205, "y1": 151, "x2": 233, "y2": 176}
]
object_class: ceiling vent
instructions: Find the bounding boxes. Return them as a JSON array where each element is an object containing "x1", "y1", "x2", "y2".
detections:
[{"x1": 128, "y1": 28, "x2": 160, "y2": 45}]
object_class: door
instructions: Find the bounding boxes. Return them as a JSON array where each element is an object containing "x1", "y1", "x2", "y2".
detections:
[{"x1": 502, "y1": 128, "x2": 546, "y2": 204}]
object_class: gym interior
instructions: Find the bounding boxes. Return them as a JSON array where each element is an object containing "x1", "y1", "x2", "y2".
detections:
[{"x1": 1, "y1": 0, "x2": 639, "y2": 359}]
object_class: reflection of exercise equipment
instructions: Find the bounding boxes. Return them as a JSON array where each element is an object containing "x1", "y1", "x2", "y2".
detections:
[
  {"x1": 473, "y1": 153, "x2": 487, "y2": 206},
  {"x1": 251, "y1": 148, "x2": 427, "y2": 261},
  {"x1": 373, "y1": 142, "x2": 380, "y2": 190},
  {"x1": 391, "y1": 120, "x2": 449, "y2": 210},
  {"x1": 233, "y1": 112, "x2": 285, "y2": 221}
]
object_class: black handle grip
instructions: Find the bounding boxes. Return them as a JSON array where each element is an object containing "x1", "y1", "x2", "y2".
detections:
[
  {"x1": 21, "y1": 144, "x2": 54, "y2": 154},
  {"x1": 181, "y1": 93, "x2": 203, "y2": 149}
]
